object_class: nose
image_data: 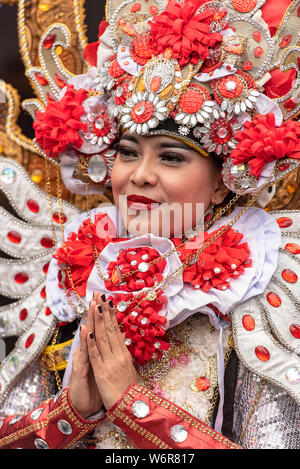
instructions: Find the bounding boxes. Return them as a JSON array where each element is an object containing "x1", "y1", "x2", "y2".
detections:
[{"x1": 129, "y1": 153, "x2": 158, "y2": 187}]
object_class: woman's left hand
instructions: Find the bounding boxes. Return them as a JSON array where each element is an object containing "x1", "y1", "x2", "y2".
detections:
[{"x1": 86, "y1": 291, "x2": 137, "y2": 410}]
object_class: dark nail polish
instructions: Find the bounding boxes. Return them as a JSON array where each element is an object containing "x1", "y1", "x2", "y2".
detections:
[
  {"x1": 98, "y1": 305, "x2": 102, "y2": 314},
  {"x1": 101, "y1": 294, "x2": 106, "y2": 302},
  {"x1": 89, "y1": 332, "x2": 94, "y2": 339},
  {"x1": 109, "y1": 299, "x2": 114, "y2": 308}
]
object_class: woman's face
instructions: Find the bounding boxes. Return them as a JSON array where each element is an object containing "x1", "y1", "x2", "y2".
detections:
[{"x1": 111, "y1": 133, "x2": 229, "y2": 237}]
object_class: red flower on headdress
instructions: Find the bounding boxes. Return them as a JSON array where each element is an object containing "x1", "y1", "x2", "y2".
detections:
[
  {"x1": 150, "y1": 0, "x2": 223, "y2": 67},
  {"x1": 33, "y1": 85, "x2": 88, "y2": 158},
  {"x1": 230, "y1": 113, "x2": 300, "y2": 178}
]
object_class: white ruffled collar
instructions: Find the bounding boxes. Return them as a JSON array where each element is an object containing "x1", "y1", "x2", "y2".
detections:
[{"x1": 46, "y1": 204, "x2": 281, "y2": 331}]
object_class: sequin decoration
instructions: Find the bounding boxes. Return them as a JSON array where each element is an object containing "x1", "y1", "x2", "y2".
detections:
[
  {"x1": 276, "y1": 217, "x2": 293, "y2": 228},
  {"x1": 27, "y1": 199, "x2": 40, "y2": 213},
  {"x1": 289, "y1": 324, "x2": 300, "y2": 339},
  {"x1": 7, "y1": 231, "x2": 22, "y2": 244},
  {"x1": 285, "y1": 366, "x2": 300, "y2": 384},
  {"x1": 266, "y1": 292, "x2": 281, "y2": 307},
  {"x1": 281, "y1": 269, "x2": 298, "y2": 284},
  {"x1": 0, "y1": 167, "x2": 17, "y2": 185},
  {"x1": 57, "y1": 419, "x2": 73, "y2": 435},
  {"x1": 14, "y1": 272, "x2": 29, "y2": 284},
  {"x1": 242, "y1": 314, "x2": 255, "y2": 331},
  {"x1": 87, "y1": 154, "x2": 108, "y2": 183},
  {"x1": 285, "y1": 243, "x2": 300, "y2": 255},
  {"x1": 131, "y1": 400, "x2": 150, "y2": 418},
  {"x1": 170, "y1": 424, "x2": 188, "y2": 443},
  {"x1": 34, "y1": 438, "x2": 49, "y2": 449},
  {"x1": 255, "y1": 346, "x2": 270, "y2": 362}
]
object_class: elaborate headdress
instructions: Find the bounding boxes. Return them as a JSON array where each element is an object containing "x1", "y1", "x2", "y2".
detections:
[{"x1": 32, "y1": 0, "x2": 300, "y2": 199}]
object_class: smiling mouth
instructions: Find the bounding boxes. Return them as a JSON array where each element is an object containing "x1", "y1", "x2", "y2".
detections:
[{"x1": 126, "y1": 195, "x2": 161, "y2": 211}]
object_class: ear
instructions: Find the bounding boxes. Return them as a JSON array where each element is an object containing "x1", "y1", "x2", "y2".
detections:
[{"x1": 211, "y1": 174, "x2": 230, "y2": 205}]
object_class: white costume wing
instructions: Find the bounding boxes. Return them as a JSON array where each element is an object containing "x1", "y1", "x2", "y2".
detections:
[
  {"x1": 0, "y1": 157, "x2": 81, "y2": 406},
  {"x1": 232, "y1": 209, "x2": 300, "y2": 406}
]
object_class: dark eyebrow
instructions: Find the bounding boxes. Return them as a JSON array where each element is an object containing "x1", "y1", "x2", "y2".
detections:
[{"x1": 120, "y1": 134, "x2": 191, "y2": 151}]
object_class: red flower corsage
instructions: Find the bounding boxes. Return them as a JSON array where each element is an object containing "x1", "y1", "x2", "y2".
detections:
[
  {"x1": 104, "y1": 246, "x2": 166, "y2": 292},
  {"x1": 33, "y1": 85, "x2": 88, "y2": 158},
  {"x1": 53, "y1": 213, "x2": 123, "y2": 296},
  {"x1": 110, "y1": 291, "x2": 170, "y2": 365},
  {"x1": 174, "y1": 227, "x2": 251, "y2": 292},
  {"x1": 230, "y1": 113, "x2": 300, "y2": 177},
  {"x1": 150, "y1": 0, "x2": 223, "y2": 67}
]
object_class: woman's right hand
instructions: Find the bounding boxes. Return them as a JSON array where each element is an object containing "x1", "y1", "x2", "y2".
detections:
[{"x1": 69, "y1": 299, "x2": 103, "y2": 419}]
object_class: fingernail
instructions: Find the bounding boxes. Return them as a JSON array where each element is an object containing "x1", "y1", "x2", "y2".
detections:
[
  {"x1": 109, "y1": 299, "x2": 114, "y2": 308},
  {"x1": 101, "y1": 294, "x2": 106, "y2": 302},
  {"x1": 89, "y1": 332, "x2": 94, "y2": 339},
  {"x1": 97, "y1": 305, "x2": 102, "y2": 314},
  {"x1": 80, "y1": 326, "x2": 82, "y2": 331}
]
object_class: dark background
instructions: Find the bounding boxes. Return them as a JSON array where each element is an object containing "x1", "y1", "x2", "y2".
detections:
[{"x1": 0, "y1": 0, "x2": 106, "y2": 138}]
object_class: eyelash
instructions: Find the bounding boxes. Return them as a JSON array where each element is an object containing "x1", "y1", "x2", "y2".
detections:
[{"x1": 117, "y1": 147, "x2": 185, "y2": 164}]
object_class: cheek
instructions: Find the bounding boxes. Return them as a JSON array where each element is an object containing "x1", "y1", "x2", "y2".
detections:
[
  {"x1": 163, "y1": 164, "x2": 214, "y2": 205},
  {"x1": 111, "y1": 159, "x2": 126, "y2": 208}
]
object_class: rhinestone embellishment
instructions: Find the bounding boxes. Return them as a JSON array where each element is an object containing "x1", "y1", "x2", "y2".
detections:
[
  {"x1": 57, "y1": 419, "x2": 73, "y2": 435},
  {"x1": 34, "y1": 438, "x2": 49, "y2": 449},
  {"x1": 170, "y1": 424, "x2": 188, "y2": 443},
  {"x1": 131, "y1": 400, "x2": 150, "y2": 418},
  {"x1": 31, "y1": 408, "x2": 44, "y2": 420}
]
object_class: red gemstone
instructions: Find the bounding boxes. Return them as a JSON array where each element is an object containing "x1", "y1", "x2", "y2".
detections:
[
  {"x1": 43, "y1": 34, "x2": 56, "y2": 49},
  {"x1": 242, "y1": 61, "x2": 253, "y2": 71},
  {"x1": 45, "y1": 306, "x2": 52, "y2": 316},
  {"x1": 131, "y1": 2, "x2": 141, "y2": 12},
  {"x1": 35, "y1": 72, "x2": 48, "y2": 86},
  {"x1": 19, "y1": 308, "x2": 28, "y2": 321},
  {"x1": 267, "y1": 292, "x2": 281, "y2": 307},
  {"x1": 253, "y1": 30, "x2": 261, "y2": 42},
  {"x1": 282, "y1": 269, "x2": 298, "y2": 284},
  {"x1": 290, "y1": 324, "x2": 300, "y2": 339},
  {"x1": 255, "y1": 346, "x2": 270, "y2": 362},
  {"x1": 27, "y1": 199, "x2": 40, "y2": 213},
  {"x1": 254, "y1": 46, "x2": 263, "y2": 57},
  {"x1": 25, "y1": 333, "x2": 35, "y2": 348},
  {"x1": 278, "y1": 163, "x2": 290, "y2": 171},
  {"x1": 242, "y1": 314, "x2": 255, "y2": 331},
  {"x1": 285, "y1": 243, "x2": 300, "y2": 255},
  {"x1": 276, "y1": 217, "x2": 293, "y2": 228},
  {"x1": 53, "y1": 212, "x2": 67, "y2": 224},
  {"x1": 149, "y1": 5, "x2": 158, "y2": 15},
  {"x1": 54, "y1": 73, "x2": 66, "y2": 89},
  {"x1": 7, "y1": 231, "x2": 22, "y2": 244},
  {"x1": 195, "y1": 376, "x2": 211, "y2": 391},
  {"x1": 40, "y1": 236, "x2": 55, "y2": 248},
  {"x1": 14, "y1": 272, "x2": 29, "y2": 284},
  {"x1": 43, "y1": 262, "x2": 50, "y2": 274},
  {"x1": 280, "y1": 34, "x2": 291, "y2": 48},
  {"x1": 40, "y1": 286, "x2": 46, "y2": 298}
]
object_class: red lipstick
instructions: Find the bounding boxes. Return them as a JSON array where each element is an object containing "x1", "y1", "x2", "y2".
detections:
[{"x1": 126, "y1": 194, "x2": 161, "y2": 211}]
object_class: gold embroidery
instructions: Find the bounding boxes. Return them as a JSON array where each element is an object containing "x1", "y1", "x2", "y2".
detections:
[{"x1": 107, "y1": 383, "x2": 240, "y2": 449}]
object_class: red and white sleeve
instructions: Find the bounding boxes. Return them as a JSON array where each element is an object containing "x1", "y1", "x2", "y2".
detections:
[
  {"x1": 0, "y1": 386, "x2": 104, "y2": 449},
  {"x1": 106, "y1": 382, "x2": 241, "y2": 450}
]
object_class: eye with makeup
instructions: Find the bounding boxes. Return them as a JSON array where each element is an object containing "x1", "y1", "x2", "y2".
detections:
[{"x1": 117, "y1": 144, "x2": 185, "y2": 165}]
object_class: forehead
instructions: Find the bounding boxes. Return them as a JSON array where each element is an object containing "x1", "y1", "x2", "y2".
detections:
[{"x1": 119, "y1": 132, "x2": 194, "y2": 151}]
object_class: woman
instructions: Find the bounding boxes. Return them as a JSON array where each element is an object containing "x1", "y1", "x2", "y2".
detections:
[{"x1": 0, "y1": 0, "x2": 300, "y2": 450}]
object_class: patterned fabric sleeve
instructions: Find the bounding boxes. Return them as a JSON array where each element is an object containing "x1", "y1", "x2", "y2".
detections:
[
  {"x1": 0, "y1": 386, "x2": 104, "y2": 449},
  {"x1": 106, "y1": 382, "x2": 241, "y2": 449}
]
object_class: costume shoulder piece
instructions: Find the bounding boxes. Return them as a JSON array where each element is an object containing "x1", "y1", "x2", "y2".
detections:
[
  {"x1": 232, "y1": 209, "x2": 300, "y2": 405},
  {"x1": 0, "y1": 158, "x2": 81, "y2": 407}
]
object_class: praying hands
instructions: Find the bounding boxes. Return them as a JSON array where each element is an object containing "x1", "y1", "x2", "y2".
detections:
[{"x1": 69, "y1": 291, "x2": 137, "y2": 419}]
